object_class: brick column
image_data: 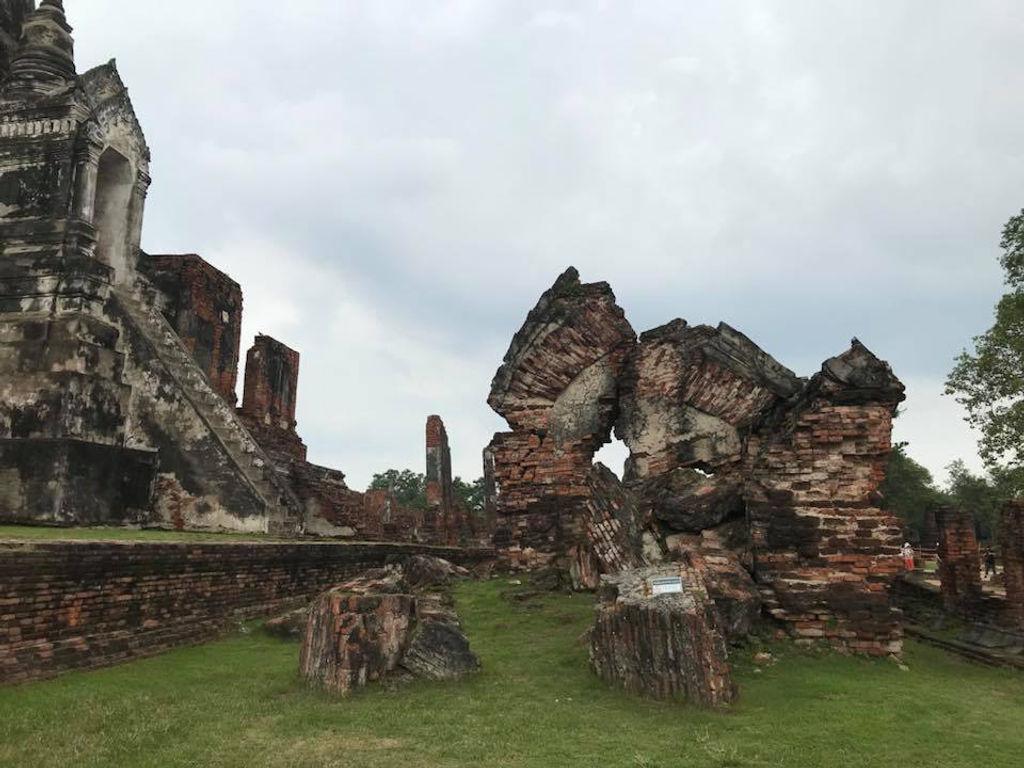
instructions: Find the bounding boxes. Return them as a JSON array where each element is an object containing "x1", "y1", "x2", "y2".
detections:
[
  {"x1": 935, "y1": 506, "x2": 982, "y2": 615},
  {"x1": 238, "y1": 335, "x2": 307, "y2": 463},
  {"x1": 1001, "y1": 501, "x2": 1024, "y2": 631}
]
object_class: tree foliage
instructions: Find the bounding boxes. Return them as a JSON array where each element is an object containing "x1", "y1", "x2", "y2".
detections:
[
  {"x1": 947, "y1": 209, "x2": 1024, "y2": 472},
  {"x1": 453, "y1": 476, "x2": 486, "y2": 514},
  {"x1": 944, "y1": 459, "x2": 1023, "y2": 543},
  {"x1": 880, "y1": 443, "x2": 946, "y2": 539},
  {"x1": 367, "y1": 469, "x2": 428, "y2": 510},
  {"x1": 367, "y1": 469, "x2": 486, "y2": 514}
]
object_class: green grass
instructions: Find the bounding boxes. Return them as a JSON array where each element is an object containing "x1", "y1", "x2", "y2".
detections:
[
  {"x1": 0, "y1": 525, "x2": 283, "y2": 543},
  {"x1": 2, "y1": 579, "x2": 1022, "y2": 768}
]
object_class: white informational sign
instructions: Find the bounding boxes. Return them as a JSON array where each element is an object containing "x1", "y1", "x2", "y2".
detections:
[{"x1": 649, "y1": 576, "x2": 684, "y2": 595}]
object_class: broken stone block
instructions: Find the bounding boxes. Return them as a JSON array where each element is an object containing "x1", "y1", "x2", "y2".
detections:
[
  {"x1": 638, "y1": 467, "x2": 745, "y2": 534},
  {"x1": 589, "y1": 565, "x2": 736, "y2": 707},
  {"x1": 484, "y1": 268, "x2": 637, "y2": 563},
  {"x1": 299, "y1": 569, "x2": 415, "y2": 696},
  {"x1": 488, "y1": 267, "x2": 636, "y2": 435},
  {"x1": 745, "y1": 340, "x2": 906, "y2": 656},
  {"x1": 263, "y1": 606, "x2": 310, "y2": 640},
  {"x1": 400, "y1": 554, "x2": 470, "y2": 590},
  {"x1": 568, "y1": 463, "x2": 648, "y2": 590},
  {"x1": 299, "y1": 565, "x2": 480, "y2": 695},
  {"x1": 617, "y1": 320, "x2": 801, "y2": 481},
  {"x1": 681, "y1": 537, "x2": 761, "y2": 640},
  {"x1": 401, "y1": 620, "x2": 480, "y2": 681}
]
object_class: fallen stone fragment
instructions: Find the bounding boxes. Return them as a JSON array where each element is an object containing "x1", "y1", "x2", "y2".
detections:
[
  {"x1": 589, "y1": 565, "x2": 736, "y2": 707},
  {"x1": 616, "y1": 319, "x2": 801, "y2": 481},
  {"x1": 300, "y1": 577, "x2": 416, "y2": 696},
  {"x1": 299, "y1": 564, "x2": 479, "y2": 696},
  {"x1": 402, "y1": 620, "x2": 480, "y2": 680},
  {"x1": 263, "y1": 606, "x2": 309, "y2": 640},
  {"x1": 638, "y1": 468, "x2": 745, "y2": 534},
  {"x1": 401, "y1": 554, "x2": 470, "y2": 590}
]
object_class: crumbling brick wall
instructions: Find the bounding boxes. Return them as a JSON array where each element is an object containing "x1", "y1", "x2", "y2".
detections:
[
  {"x1": 0, "y1": 539, "x2": 490, "y2": 685},
  {"x1": 746, "y1": 361, "x2": 905, "y2": 656},
  {"x1": 238, "y1": 335, "x2": 307, "y2": 463},
  {"x1": 1000, "y1": 501, "x2": 1024, "y2": 631},
  {"x1": 143, "y1": 254, "x2": 242, "y2": 404},
  {"x1": 487, "y1": 267, "x2": 907, "y2": 654},
  {"x1": 484, "y1": 267, "x2": 636, "y2": 566},
  {"x1": 935, "y1": 506, "x2": 983, "y2": 615}
]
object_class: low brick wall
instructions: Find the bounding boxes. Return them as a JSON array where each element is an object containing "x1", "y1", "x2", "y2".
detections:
[{"x1": 0, "y1": 539, "x2": 491, "y2": 685}]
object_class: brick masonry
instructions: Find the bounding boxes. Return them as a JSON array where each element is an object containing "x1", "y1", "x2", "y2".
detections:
[
  {"x1": 1001, "y1": 501, "x2": 1024, "y2": 631},
  {"x1": 238, "y1": 334, "x2": 307, "y2": 463},
  {"x1": 0, "y1": 539, "x2": 491, "y2": 685},
  {"x1": 426, "y1": 415, "x2": 453, "y2": 514},
  {"x1": 935, "y1": 506, "x2": 983, "y2": 615},
  {"x1": 143, "y1": 253, "x2": 243, "y2": 405},
  {"x1": 487, "y1": 267, "x2": 907, "y2": 655}
]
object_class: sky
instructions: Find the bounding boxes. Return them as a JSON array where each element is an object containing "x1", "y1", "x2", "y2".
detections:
[{"x1": 69, "y1": 0, "x2": 1023, "y2": 489}]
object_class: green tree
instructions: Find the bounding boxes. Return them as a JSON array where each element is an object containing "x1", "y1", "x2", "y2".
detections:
[
  {"x1": 947, "y1": 209, "x2": 1024, "y2": 473},
  {"x1": 944, "y1": 459, "x2": 1023, "y2": 543},
  {"x1": 453, "y1": 476, "x2": 486, "y2": 514},
  {"x1": 367, "y1": 469, "x2": 428, "y2": 510},
  {"x1": 880, "y1": 442, "x2": 947, "y2": 539}
]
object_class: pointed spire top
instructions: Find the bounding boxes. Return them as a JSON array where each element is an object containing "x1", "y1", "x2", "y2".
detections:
[{"x1": 4, "y1": 0, "x2": 76, "y2": 94}]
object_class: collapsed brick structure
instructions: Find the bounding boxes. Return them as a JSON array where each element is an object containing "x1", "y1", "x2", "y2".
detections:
[
  {"x1": 935, "y1": 506, "x2": 983, "y2": 615},
  {"x1": 744, "y1": 342, "x2": 906, "y2": 653},
  {"x1": 238, "y1": 334, "x2": 307, "y2": 463},
  {"x1": 1000, "y1": 501, "x2": 1024, "y2": 631},
  {"x1": 0, "y1": 3, "x2": 471, "y2": 544},
  {"x1": 484, "y1": 267, "x2": 638, "y2": 573},
  {"x1": 486, "y1": 267, "x2": 906, "y2": 656}
]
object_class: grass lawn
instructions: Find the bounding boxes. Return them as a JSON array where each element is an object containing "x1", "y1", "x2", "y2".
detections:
[{"x1": 1, "y1": 579, "x2": 1022, "y2": 768}]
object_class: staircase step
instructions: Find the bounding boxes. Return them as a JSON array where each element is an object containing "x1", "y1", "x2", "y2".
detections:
[{"x1": 115, "y1": 283, "x2": 302, "y2": 523}]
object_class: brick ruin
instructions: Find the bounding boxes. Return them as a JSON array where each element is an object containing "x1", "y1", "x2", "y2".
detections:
[
  {"x1": 144, "y1": 254, "x2": 242, "y2": 405},
  {"x1": 486, "y1": 267, "x2": 906, "y2": 655},
  {"x1": 0, "y1": 2, "x2": 473, "y2": 545},
  {"x1": 935, "y1": 506, "x2": 983, "y2": 615},
  {"x1": 1003, "y1": 501, "x2": 1024, "y2": 631}
]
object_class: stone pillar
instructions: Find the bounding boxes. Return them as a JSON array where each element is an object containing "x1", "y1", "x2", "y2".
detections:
[
  {"x1": 935, "y1": 506, "x2": 983, "y2": 615},
  {"x1": 1001, "y1": 501, "x2": 1024, "y2": 630},
  {"x1": 117, "y1": 166, "x2": 150, "y2": 285},
  {"x1": 71, "y1": 124, "x2": 102, "y2": 225},
  {"x1": 238, "y1": 335, "x2": 307, "y2": 464},
  {"x1": 425, "y1": 415, "x2": 453, "y2": 514}
]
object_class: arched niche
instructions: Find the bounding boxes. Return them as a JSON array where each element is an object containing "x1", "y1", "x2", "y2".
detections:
[{"x1": 92, "y1": 147, "x2": 135, "y2": 283}]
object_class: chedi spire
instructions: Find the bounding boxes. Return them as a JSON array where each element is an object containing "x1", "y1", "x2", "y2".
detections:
[{"x1": 5, "y1": 0, "x2": 76, "y2": 93}]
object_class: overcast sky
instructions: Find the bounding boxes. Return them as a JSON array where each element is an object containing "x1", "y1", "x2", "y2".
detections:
[{"x1": 71, "y1": 1, "x2": 1022, "y2": 489}]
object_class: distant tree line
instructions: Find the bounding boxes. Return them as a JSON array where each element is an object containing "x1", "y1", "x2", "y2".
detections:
[
  {"x1": 881, "y1": 444, "x2": 1013, "y2": 543},
  {"x1": 367, "y1": 469, "x2": 486, "y2": 514}
]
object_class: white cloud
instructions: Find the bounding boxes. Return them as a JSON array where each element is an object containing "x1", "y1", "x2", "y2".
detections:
[{"x1": 893, "y1": 378, "x2": 987, "y2": 488}]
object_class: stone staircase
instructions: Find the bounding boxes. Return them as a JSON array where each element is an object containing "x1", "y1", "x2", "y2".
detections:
[{"x1": 112, "y1": 280, "x2": 303, "y2": 534}]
